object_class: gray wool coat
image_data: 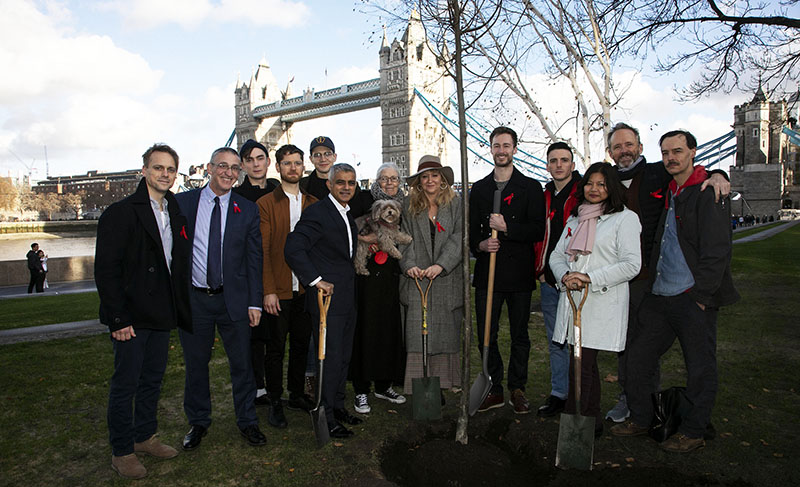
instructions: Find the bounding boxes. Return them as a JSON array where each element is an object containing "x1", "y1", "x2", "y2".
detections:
[{"x1": 398, "y1": 197, "x2": 464, "y2": 355}]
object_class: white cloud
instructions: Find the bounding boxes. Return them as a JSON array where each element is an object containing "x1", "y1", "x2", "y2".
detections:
[{"x1": 101, "y1": 0, "x2": 310, "y2": 30}]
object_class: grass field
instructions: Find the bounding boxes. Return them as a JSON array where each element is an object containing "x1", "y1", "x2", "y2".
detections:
[
  {"x1": 0, "y1": 292, "x2": 100, "y2": 330},
  {"x1": 1, "y1": 225, "x2": 798, "y2": 486}
]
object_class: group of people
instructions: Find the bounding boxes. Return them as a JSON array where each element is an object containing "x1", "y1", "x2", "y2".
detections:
[
  {"x1": 96, "y1": 123, "x2": 738, "y2": 480},
  {"x1": 26, "y1": 242, "x2": 48, "y2": 293}
]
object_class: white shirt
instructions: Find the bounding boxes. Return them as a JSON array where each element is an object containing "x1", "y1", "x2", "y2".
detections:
[
  {"x1": 191, "y1": 185, "x2": 231, "y2": 288},
  {"x1": 287, "y1": 190, "x2": 302, "y2": 292},
  {"x1": 149, "y1": 196, "x2": 173, "y2": 274}
]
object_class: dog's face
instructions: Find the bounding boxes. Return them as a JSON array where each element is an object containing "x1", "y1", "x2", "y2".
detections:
[{"x1": 372, "y1": 199, "x2": 402, "y2": 225}]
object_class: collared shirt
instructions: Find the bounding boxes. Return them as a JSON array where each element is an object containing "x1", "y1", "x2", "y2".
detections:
[
  {"x1": 191, "y1": 185, "x2": 231, "y2": 288},
  {"x1": 652, "y1": 194, "x2": 695, "y2": 296},
  {"x1": 287, "y1": 190, "x2": 302, "y2": 292},
  {"x1": 309, "y1": 194, "x2": 352, "y2": 287},
  {"x1": 149, "y1": 196, "x2": 173, "y2": 274}
]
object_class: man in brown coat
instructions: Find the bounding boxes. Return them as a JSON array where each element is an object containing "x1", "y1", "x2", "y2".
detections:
[{"x1": 256, "y1": 144, "x2": 317, "y2": 429}]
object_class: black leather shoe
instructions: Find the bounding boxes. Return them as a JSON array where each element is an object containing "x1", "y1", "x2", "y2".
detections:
[
  {"x1": 287, "y1": 393, "x2": 315, "y2": 412},
  {"x1": 537, "y1": 395, "x2": 566, "y2": 418},
  {"x1": 254, "y1": 394, "x2": 270, "y2": 406},
  {"x1": 334, "y1": 408, "x2": 363, "y2": 425},
  {"x1": 328, "y1": 422, "x2": 354, "y2": 439},
  {"x1": 239, "y1": 425, "x2": 267, "y2": 447},
  {"x1": 182, "y1": 425, "x2": 207, "y2": 451},
  {"x1": 268, "y1": 400, "x2": 288, "y2": 428}
]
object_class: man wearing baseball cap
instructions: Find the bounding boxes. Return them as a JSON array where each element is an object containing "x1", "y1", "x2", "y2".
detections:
[{"x1": 301, "y1": 136, "x2": 367, "y2": 217}]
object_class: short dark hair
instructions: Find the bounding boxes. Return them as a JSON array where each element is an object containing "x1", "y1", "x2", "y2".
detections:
[
  {"x1": 209, "y1": 147, "x2": 240, "y2": 165},
  {"x1": 607, "y1": 122, "x2": 641, "y2": 148},
  {"x1": 572, "y1": 162, "x2": 627, "y2": 216},
  {"x1": 546, "y1": 141, "x2": 573, "y2": 160},
  {"x1": 489, "y1": 126, "x2": 517, "y2": 147},
  {"x1": 31, "y1": 242, "x2": 38, "y2": 249},
  {"x1": 328, "y1": 163, "x2": 356, "y2": 183},
  {"x1": 142, "y1": 144, "x2": 179, "y2": 169},
  {"x1": 659, "y1": 130, "x2": 697, "y2": 150},
  {"x1": 275, "y1": 144, "x2": 304, "y2": 164}
]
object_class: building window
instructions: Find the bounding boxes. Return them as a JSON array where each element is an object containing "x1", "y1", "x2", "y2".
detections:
[
  {"x1": 389, "y1": 133, "x2": 406, "y2": 146},
  {"x1": 752, "y1": 128, "x2": 759, "y2": 137}
]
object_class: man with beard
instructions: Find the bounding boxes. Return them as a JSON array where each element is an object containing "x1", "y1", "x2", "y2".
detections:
[
  {"x1": 604, "y1": 122, "x2": 730, "y2": 423},
  {"x1": 256, "y1": 144, "x2": 317, "y2": 428},
  {"x1": 469, "y1": 126, "x2": 545, "y2": 413}
]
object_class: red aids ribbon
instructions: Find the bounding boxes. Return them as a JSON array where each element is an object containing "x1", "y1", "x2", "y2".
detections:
[
  {"x1": 504, "y1": 193, "x2": 514, "y2": 205},
  {"x1": 436, "y1": 221, "x2": 445, "y2": 232},
  {"x1": 566, "y1": 227, "x2": 572, "y2": 237},
  {"x1": 180, "y1": 225, "x2": 187, "y2": 240},
  {"x1": 233, "y1": 202, "x2": 241, "y2": 213},
  {"x1": 374, "y1": 251, "x2": 388, "y2": 265},
  {"x1": 650, "y1": 189, "x2": 663, "y2": 199},
  {"x1": 547, "y1": 210, "x2": 556, "y2": 220}
]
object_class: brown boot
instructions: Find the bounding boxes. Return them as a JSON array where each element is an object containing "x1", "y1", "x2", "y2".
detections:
[
  {"x1": 111, "y1": 453, "x2": 147, "y2": 479},
  {"x1": 134, "y1": 434, "x2": 179, "y2": 459}
]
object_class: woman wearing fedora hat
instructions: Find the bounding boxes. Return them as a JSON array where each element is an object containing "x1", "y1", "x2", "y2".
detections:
[{"x1": 398, "y1": 155, "x2": 464, "y2": 402}]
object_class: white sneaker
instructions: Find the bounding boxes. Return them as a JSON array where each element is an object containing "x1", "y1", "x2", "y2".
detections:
[
  {"x1": 374, "y1": 387, "x2": 406, "y2": 404},
  {"x1": 605, "y1": 393, "x2": 630, "y2": 423},
  {"x1": 354, "y1": 393, "x2": 371, "y2": 414}
]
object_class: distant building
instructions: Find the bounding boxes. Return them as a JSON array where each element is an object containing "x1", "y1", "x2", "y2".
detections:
[
  {"x1": 34, "y1": 170, "x2": 142, "y2": 210},
  {"x1": 730, "y1": 85, "x2": 800, "y2": 217}
]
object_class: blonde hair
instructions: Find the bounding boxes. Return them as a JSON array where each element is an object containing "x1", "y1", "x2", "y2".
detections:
[{"x1": 407, "y1": 171, "x2": 456, "y2": 215}]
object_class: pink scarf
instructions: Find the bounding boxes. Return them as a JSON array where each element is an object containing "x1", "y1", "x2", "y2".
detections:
[{"x1": 566, "y1": 203, "x2": 604, "y2": 261}]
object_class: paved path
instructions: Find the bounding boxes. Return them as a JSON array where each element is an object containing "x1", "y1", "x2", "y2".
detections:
[
  {"x1": 2, "y1": 220, "x2": 798, "y2": 346},
  {"x1": 733, "y1": 220, "x2": 800, "y2": 244}
]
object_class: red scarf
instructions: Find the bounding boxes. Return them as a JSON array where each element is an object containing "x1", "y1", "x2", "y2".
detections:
[{"x1": 666, "y1": 165, "x2": 707, "y2": 207}]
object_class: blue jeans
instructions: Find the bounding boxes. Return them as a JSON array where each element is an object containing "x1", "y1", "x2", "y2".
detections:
[{"x1": 541, "y1": 282, "x2": 569, "y2": 400}]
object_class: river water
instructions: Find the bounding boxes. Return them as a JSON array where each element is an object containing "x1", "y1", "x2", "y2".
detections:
[{"x1": 0, "y1": 233, "x2": 96, "y2": 261}]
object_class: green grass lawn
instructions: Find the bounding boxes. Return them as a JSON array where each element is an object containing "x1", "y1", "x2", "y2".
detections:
[
  {"x1": 1, "y1": 227, "x2": 798, "y2": 486},
  {"x1": 0, "y1": 292, "x2": 100, "y2": 330}
]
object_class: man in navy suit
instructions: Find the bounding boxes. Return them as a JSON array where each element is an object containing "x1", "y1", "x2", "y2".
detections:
[
  {"x1": 175, "y1": 147, "x2": 267, "y2": 450},
  {"x1": 284, "y1": 163, "x2": 362, "y2": 438}
]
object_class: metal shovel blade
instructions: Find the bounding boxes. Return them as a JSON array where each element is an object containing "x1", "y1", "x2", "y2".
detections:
[
  {"x1": 412, "y1": 375, "x2": 442, "y2": 420},
  {"x1": 555, "y1": 410, "x2": 595, "y2": 470},
  {"x1": 310, "y1": 404, "x2": 330, "y2": 448},
  {"x1": 468, "y1": 372, "x2": 491, "y2": 416}
]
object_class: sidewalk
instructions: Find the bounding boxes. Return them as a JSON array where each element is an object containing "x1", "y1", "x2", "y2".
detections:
[
  {"x1": 733, "y1": 220, "x2": 800, "y2": 244},
  {"x1": 0, "y1": 279, "x2": 97, "y2": 299}
]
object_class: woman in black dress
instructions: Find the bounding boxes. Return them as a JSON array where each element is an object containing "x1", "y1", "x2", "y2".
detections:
[{"x1": 350, "y1": 163, "x2": 407, "y2": 414}]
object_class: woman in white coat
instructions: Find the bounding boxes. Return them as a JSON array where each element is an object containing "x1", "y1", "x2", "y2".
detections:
[{"x1": 549, "y1": 162, "x2": 641, "y2": 435}]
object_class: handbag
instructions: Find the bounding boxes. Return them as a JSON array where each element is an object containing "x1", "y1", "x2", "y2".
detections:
[{"x1": 648, "y1": 386, "x2": 689, "y2": 442}]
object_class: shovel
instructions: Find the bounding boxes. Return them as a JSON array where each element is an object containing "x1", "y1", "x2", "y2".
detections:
[
  {"x1": 310, "y1": 288, "x2": 332, "y2": 448},
  {"x1": 555, "y1": 284, "x2": 594, "y2": 470},
  {"x1": 468, "y1": 189, "x2": 502, "y2": 416},
  {"x1": 412, "y1": 277, "x2": 442, "y2": 420}
]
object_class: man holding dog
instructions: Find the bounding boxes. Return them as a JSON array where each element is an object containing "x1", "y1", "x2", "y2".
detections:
[
  {"x1": 285, "y1": 163, "x2": 362, "y2": 439},
  {"x1": 612, "y1": 130, "x2": 738, "y2": 453},
  {"x1": 256, "y1": 144, "x2": 317, "y2": 429},
  {"x1": 469, "y1": 126, "x2": 545, "y2": 414}
]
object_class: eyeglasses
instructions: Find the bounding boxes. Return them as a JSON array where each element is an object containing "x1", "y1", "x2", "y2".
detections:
[
  {"x1": 213, "y1": 162, "x2": 242, "y2": 174},
  {"x1": 311, "y1": 151, "x2": 334, "y2": 160},
  {"x1": 279, "y1": 160, "x2": 304, "y2": 167},
  {"x1": 378, "y1": 176, "x2": 400, "y2": 183}
]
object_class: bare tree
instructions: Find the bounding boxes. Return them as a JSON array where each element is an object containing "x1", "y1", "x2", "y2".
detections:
[
  {"x1": 62, "y1": 191, "x2": 85, "y2": 220},
  {"x1": 604, "y1": 0, "x2": 800, "y2": 100},
  {"x1": 37, "y1": 192, "x2": 61, "y2": 221},
  {"x1": 0, "y1": 177, "x2": 16, "y2": 211}
]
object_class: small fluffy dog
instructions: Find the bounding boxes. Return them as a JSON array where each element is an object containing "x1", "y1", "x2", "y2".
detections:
[{"x1": 354, "y1": 199, "x2": 412, "y2": 276}]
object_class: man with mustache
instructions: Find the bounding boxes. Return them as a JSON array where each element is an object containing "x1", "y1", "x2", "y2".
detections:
[
  {"x1": 612, "y1": 130, "x2": 738, "y2": 452},
  {"x1": 256, "y1": 144, "x2": 317, "y2": 429},
  {"x1": 604, "y1": 123, "x2": 730, "y2": 423}
]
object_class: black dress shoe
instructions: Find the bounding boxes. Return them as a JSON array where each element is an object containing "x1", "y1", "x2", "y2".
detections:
[
  {"x1": 268, "y1": 399, "x2": 288, "y2": 429},
  {"x1": 328, "y1": 422, "x2": 354, "y2": 439},
  {"x1": 254, "y1": 394, "x2": 270, "y2": 406},
  {"x1": 334, "y1": 408, "x2": 363, "y2": 425},
  {"x1": 537, "y1": 395, "x2": 566, "y2": 418},
  {"x1": 182, "y1": 425, "x2": 207, "y2": 451},
  {"x1": 239, "y1": 424, "x2": 267, "y2": 447},
  {"x1": 287, "y1": 393, "x2": 315, "y2": 412}
]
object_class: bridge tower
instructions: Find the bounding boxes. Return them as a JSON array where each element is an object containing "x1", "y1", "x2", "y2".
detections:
[
  {"x1": 379, "y1": 11, "x2": 450, "y2": 178},
  {"x1": 234, "y1": 58, "x2": 291, "y2": 158}
]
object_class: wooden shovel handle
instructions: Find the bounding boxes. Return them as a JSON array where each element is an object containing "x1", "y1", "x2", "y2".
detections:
[{"x1": 317, "y1": 289, "x2": 331, "y2": 360}]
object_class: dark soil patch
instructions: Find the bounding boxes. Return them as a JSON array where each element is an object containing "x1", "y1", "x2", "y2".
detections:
[{"x1": 380, "y1": 410, "x2": 754, "y2": 487}]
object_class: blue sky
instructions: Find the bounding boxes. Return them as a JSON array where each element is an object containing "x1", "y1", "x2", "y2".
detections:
[{"x1": 0, "y1": 0, "x2": 749, "y2": 183}]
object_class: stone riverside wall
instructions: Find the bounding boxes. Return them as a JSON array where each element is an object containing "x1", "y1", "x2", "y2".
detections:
[{"x1": 0, "y1": 256, "x2": 94, "y2": 287}]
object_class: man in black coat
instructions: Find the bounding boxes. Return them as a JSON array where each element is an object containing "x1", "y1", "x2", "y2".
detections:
[
  {"x1": 95, "y1": 144, "x2": 192, "y2": 479},
  {"x1": 469, "y1": 126, "x2": 545, "y2": 414},
  {"x1": 26, "y1": 242, "x2": 43, "y2": 293}
]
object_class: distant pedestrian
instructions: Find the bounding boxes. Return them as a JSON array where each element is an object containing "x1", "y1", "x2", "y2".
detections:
[
  {"x1": 26, "y1": 242, "x2": 44, "y2": 293},
  {"x1": 38, "y1": 249, "x2": 49, "y2": 290}
]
